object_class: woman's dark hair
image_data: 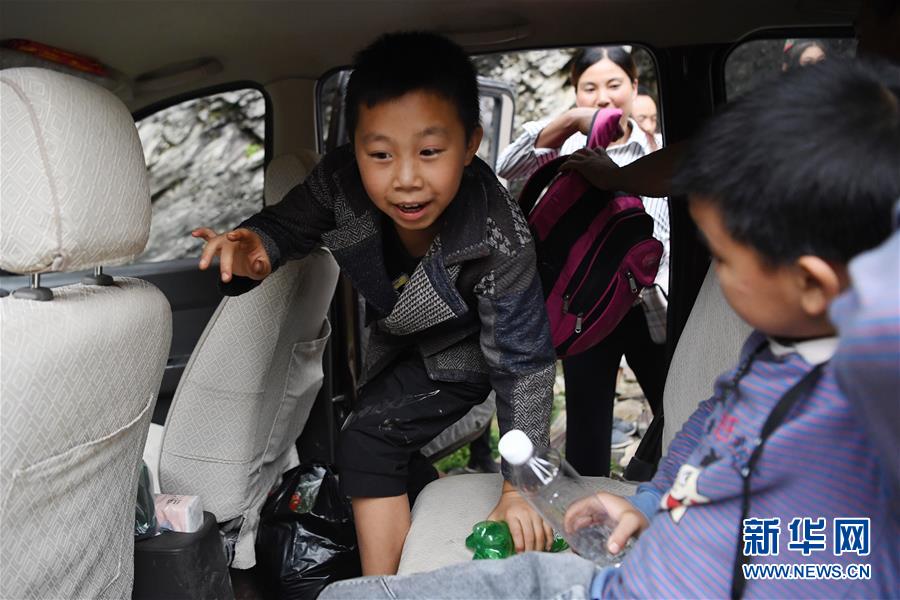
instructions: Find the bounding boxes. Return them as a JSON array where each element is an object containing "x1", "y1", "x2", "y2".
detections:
[
  {"x1": 345, "y1": 31, "x2": 480, "y2": 140},
  {"x1": 783, "y1": 39, "x2": 826, "y2": 71},
  {"x1": 570, "y1": 46, "x2": 638, "y2": 87}
]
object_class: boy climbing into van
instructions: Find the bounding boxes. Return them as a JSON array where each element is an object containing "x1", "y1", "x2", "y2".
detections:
[
  {"x1": 320, "y1": 59, "x2": 900, "y2": 598},
  {"x1": 192, "y1": 32, "x2": 557, "y2": 575}
]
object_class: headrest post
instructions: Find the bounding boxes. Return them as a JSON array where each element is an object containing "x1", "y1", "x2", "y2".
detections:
[
  {"x1": 82, "y1": 266, "x2": 114, "y2": 286},
  {"x1": 13, "y1": 273, "x2": 53, "y2": 301}
]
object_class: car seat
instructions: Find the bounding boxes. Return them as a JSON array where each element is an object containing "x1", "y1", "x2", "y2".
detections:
[
  {"x1": 156, "y1": 151, "x2": 340, "y2": 569},
  {"x1": 396, "y1": 264, "x2": 751, "y2": 574},
  {"x1": 0, "y1": 67, "x2": 172, "y2": 598}
]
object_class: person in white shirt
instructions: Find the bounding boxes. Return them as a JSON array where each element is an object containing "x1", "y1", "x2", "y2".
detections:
[
  {"x1": 632, "y1": 88, "x2": 662, "y2": 151},
  {"x1": 496, "y1": 46, "x2": 669, "y2": 477}
]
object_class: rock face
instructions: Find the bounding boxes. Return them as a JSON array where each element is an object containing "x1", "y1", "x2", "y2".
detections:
[
  {"x1": 135, "y1": 89, "x2": 266, "y2": 263},
  {"x1": 475, "y1": 49, "x2": 575, "y2": 132}
]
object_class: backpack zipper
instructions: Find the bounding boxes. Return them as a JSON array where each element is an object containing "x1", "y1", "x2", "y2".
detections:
[
  {"x1": 627, "y1": 271, "x2": 638, "y2": 294},
  {"x1": 563, "y1": 294, "x2": 570, "y2": 313},
  {"x1": 562, "y1": 208, "x2": 645, "y2": 302},
  {"x1": 564, "y1": 217, "x2": 653, "y2": 314},
  {"x1": 575, "y1": 313, "x2": 584, "y2": 334}
]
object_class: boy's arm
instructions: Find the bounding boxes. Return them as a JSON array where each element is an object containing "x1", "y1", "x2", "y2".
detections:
[
  {"x1": 626, "y1": 396, "x2": 716, "y2": 520},
  {"x1": 627, "y1": 332, "x2": 763, "y2": 521},
  {"x1": 475, "y1": 241, "x2": 557, "y2": 551},
  {"x1": 474, "y1": 240, "x2": 556, "y2": 465},
  {"x1": 220, "y1": 151, "x2": 339, "y2": 295},
  {"x1": 495, "y1": 117, "x2": 559, "y2": 182},
  {"x1": 560, "y1": 140, "x2": 685, "y2": 198}
]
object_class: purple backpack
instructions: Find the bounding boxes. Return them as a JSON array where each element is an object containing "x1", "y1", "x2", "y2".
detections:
[{"x1": 518, "y1": 108, "x2": 662, "y2": 357}]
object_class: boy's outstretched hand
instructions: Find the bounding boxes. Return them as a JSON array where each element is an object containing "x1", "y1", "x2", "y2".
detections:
[
  {"x1": 192, "y1": 227, "x2": 272, "y2": 283},
  {"x1": 563, "y1": 491, "x2": 650, "y2": 555},
  {"x1": 487, "y1": 481, "x2": 555, "y2": 553}
]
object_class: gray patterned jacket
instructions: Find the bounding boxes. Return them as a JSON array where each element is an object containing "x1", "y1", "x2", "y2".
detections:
[{"x1": 226, "y1": 145, "x2": 555, "y2": 451}]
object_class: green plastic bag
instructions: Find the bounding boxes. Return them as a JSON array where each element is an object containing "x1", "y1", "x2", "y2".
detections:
[{"x1": 465, "y1": 520, "x2": 569, "y2": 560}]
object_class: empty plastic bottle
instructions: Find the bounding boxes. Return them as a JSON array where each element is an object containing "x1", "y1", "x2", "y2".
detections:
[{"x1": 498, "y1": 429, "x2": 626, "y2": 567}]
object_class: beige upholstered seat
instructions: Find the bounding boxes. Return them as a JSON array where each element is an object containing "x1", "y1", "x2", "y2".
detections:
[
  {"x1": 0, "y1": 67, "x2": 172, "y2": 598},
  {"x1": 397, "y1": 264, "x2": 751, "y2": 575},
  {"x1": 157, "y1": 152, "x2": 340, "y2": 569}
]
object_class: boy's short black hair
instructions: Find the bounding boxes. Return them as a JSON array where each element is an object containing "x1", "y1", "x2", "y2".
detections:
[
  {"x1": 673, "y1": 59, "x2": 900, "y2": 265},
  {"x1": 345, "y1": 31, "x2": 480, "y2": 140}
]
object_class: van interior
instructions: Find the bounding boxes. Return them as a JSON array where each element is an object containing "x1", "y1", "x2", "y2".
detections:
[{"x1": 0, "y1": 0, "x2": 863, "y2": 597}]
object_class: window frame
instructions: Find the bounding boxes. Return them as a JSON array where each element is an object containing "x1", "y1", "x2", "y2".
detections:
[
  {"x1": 715, "y1": 25, "x2": 856, "y2": 104},
  {"x1": 133, "y1": 80, "x2": 273, "y2": 167}
]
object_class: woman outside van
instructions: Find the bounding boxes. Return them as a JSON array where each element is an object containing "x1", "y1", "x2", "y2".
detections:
[
  {"x1": 495, "y1": 46, "x2": 669, "y2": 477},
  {"x1": 783, "y1": 39, "x2": 827, "y2": 71},
  {"x1": 633, "y1": 86, "x2": 662, "y2": 151}
]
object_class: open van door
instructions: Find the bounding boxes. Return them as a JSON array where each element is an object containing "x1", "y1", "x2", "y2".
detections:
[{"x1": 474, "y1": 77, "x2": 516, "y2": 172}]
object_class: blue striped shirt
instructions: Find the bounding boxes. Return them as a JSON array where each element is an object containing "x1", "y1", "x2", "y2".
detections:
[
  {"x1": 595, "y1": 332, "x2": 898, "y2": 598},
  {"x1": 830, "y1": 227, "x2": 900, "y2": 512}
]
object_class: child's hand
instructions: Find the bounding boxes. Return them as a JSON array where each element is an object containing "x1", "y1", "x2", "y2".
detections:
[
  {"x1": 192, "y1": 227, "x2": 272, "y2": 283},
  {"x1": 563, "y1": 491, "x2": 650, "y2": 555},
  {"x1": 560, "y1": 147, "x2": 622, "y2": 191},
  {"x1": 487, "y1": 482, "x2": 554, "y2": 553}
]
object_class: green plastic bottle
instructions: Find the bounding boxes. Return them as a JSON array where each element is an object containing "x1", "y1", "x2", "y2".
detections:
[{"x1": 465, "y1": 520, "x2": 569, "y2": 560}]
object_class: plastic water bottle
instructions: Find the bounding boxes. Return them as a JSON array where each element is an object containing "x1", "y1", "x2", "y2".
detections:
[{"x1": 498, "y1": 429, "x2": 624, "y2": 567}]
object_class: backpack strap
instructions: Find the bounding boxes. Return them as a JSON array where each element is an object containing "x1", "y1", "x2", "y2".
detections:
[
  {"x1": 518, "y1": 108, "x2": 625, "y2": 218},
  {"x1": 730, "y1": 362, "x2": 827, "y2": 600},
  {"x1": 517, "y1": 156, "x2": 567, "y2": 217}
]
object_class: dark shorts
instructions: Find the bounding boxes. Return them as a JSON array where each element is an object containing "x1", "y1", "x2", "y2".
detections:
[{"x1": 337, "y1": 351, "x2": 491, "y2": 500}]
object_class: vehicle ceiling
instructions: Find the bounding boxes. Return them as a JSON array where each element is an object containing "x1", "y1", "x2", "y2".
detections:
[{"x1": 1, "y1": 0, "x2": 859, "y2": 111}]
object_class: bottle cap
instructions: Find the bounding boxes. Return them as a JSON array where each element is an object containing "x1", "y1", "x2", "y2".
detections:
[{"x1": 498, "y1": 429, "x2": 534, "y2": 466}]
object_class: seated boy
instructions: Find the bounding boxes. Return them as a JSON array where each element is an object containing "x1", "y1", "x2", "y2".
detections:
[
  {"x1": 193, "y1": 32, "x2": 557, "y2": 575},
  {"x1": 320, "y1": 59, "x2": 900, "y2": 598}
]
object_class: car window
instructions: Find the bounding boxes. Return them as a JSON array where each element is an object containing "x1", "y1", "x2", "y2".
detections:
[
  {"x1": 725, "y1": 37, "x2": 857, "y2": 100},
  {"x1": 132, "y1": 88, "x2": 266, "y2": 263}
]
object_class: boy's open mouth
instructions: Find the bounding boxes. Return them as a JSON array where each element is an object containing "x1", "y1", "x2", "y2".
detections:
[
  {"x1": 395, "y1": 202, "x2": 428, "y2": 214},
  {"x1": 394, "y1": 201, "x2": 430, "y2": 220}
]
